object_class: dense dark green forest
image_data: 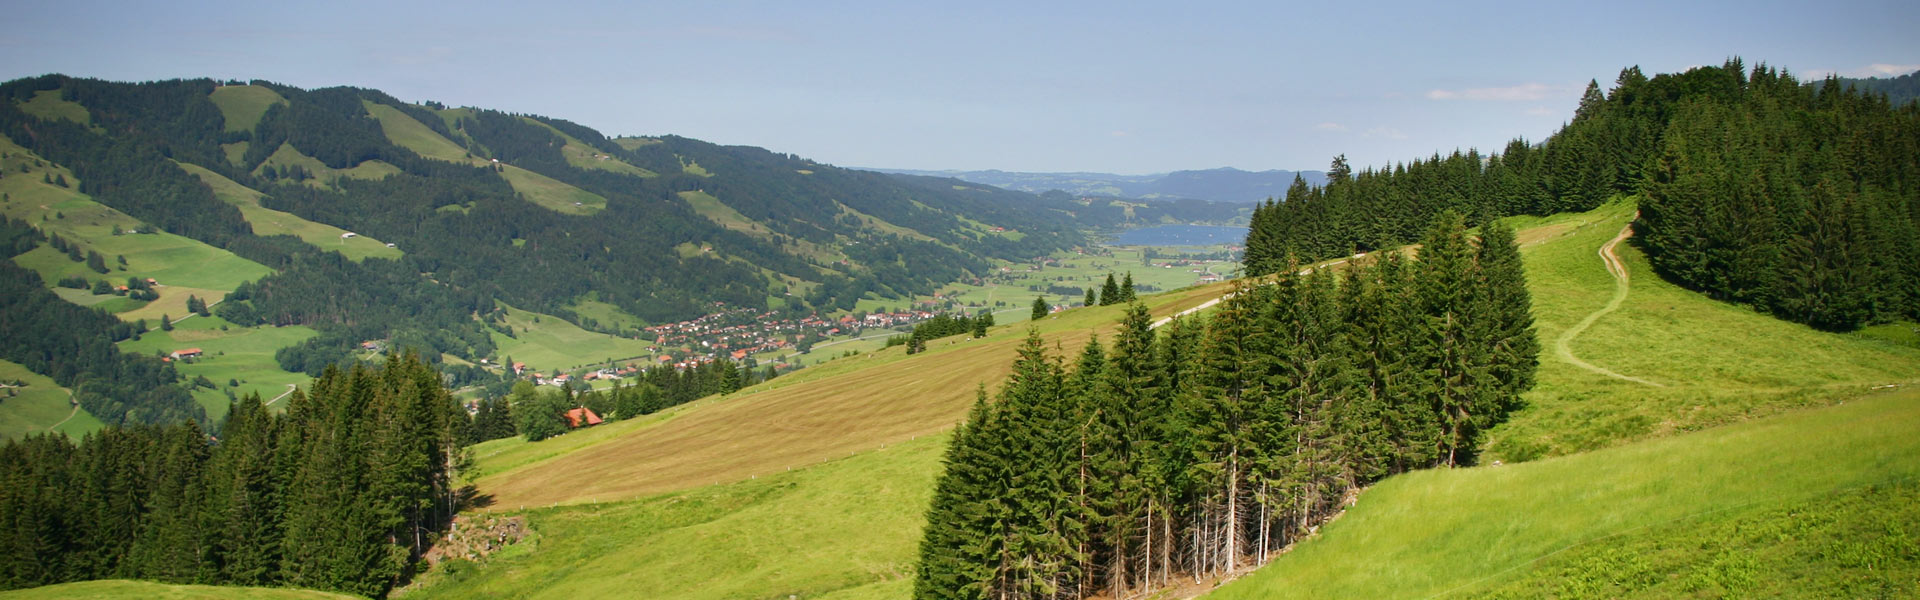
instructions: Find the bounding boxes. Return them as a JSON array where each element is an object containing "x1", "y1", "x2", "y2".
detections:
[
  {"x1": 915, "y1": 214, "x2": 1537, "y2": 599},
  {"x1": 1242, "y1": 60, "x2": 1920, "y2": 331},
  {"x1": 0, "y1": 218, "x2": 202, "y2": 426},
  {"x1": 0, "y1": 354, "x2": 466, "y2": 598}
]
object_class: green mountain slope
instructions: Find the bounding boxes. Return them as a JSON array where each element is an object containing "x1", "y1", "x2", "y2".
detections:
[{"x1": 0, "y1": 74, "x2": 1151, "y2": 432}]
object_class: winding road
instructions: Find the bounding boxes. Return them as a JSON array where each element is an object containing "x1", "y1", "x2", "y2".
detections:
[
  {"x1": 1554, "y1": 220, "x2": 1665, "y2": 387},
  {"x1": 45, "y1": 397, "x2": 79, "y2": 433},
  {"x1": 266, "y1": 383, "x2": 298, "y2": 405}
]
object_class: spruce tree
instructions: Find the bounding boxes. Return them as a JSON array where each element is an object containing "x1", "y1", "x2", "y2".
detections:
[
  {"x1": 1473, "y1": 221, "x2": 1539, "y2": 422},
  {"x1": 1065, "y1": 334, "x2": 1108, "y2": 596},
  {"x1": 913, "y1": 388, "x2": 997, "y2": 600},
  {"x1": 206, "y1": 394, "x2": 282, "y2": 585},
  {"x1": 1100, "y1": 274, "x2": 1121, "y2": 306},
  {"x1": 1031, "y1": 296, "x2": 1049, "y2": 321},
  {"x1": 1411, "y1": 212, "x2": 1486, "y2": 467},
  {"x1": 130, "y1": 421, "x2": 211, "y2": 583},
  {"x1": 1184, "y1": 282, "x2": 1264, "y2": 573}
]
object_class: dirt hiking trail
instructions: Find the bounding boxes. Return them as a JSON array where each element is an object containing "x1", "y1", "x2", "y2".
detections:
[{"x1": 1555, "y1": 219, "x2": 1665, "y2": 387}]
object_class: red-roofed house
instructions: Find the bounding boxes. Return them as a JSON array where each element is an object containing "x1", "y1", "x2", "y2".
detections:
[
  {"x1": 564, "y1": 407, "x2": 604, "y2": 428},
  {"x1": 170, "y1": 348, "x2": 203, "y2": 360}
]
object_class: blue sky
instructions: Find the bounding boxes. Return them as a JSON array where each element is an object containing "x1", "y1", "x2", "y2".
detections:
[{"x1": 3, "y1": 1, "x2": 1915, "y2": 174}]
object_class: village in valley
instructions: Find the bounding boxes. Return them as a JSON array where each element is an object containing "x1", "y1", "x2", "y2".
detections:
[{"x1": 470, "y1": 246, "x2": 1242, "y2": 392}]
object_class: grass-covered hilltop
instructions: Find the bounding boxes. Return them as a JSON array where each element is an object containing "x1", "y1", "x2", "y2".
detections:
[{"x1": 1, "y1": 59, "x2": 1917, "y2": 600}]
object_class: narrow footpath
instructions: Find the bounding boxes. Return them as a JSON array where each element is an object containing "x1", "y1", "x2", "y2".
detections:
[{"x1": 1554, "y1": 220, "x2": 1665, "y2": 387}]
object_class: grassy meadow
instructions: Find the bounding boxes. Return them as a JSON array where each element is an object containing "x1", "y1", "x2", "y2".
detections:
[
  {"x1": 208, "y1": 85, "x2": 287, "y2": 132},
  {"x1": 488, "y1": 304, "x2": 657, "y2": 374},
  {"x1": 15, "y1": 90, "x2": 95, "y2": 130},
  {"x1": 1485, "y1": 199, "x2": 1920, "y2": 462},
  {"x1": 413, "y1": 434, "x2": 946, "y2": 600},
  {"x1": 518, "y1": 116, "x2": 657, "y2": 178},
  {"x1": 177, "y1": 161, "x2": 402, "y2": 261},
  {"x1": 1208, "y1": 385, "x2": 1920, "y2": 599},
  {"x1": 1463, "y1": 481, "x2": 1918, "y2": 599},
  {"x1": 363, "y1": 102, "x2": 608, "y2": 214},
  {"x1": 2, "y1": 134, "x2": 273, "y2": 297},
  {"x1": 249, "y1": 143, "x2": 401, "y2": 188},
  {"x1": 0, "y1": 360, "x2": 101, "y2": 441},
  {"x1": 118, "y1": 316, "x2": 316, "y2": 423}
]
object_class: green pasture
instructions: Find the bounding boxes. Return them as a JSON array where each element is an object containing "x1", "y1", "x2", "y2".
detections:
[
  {"x1": 1209, "y1": 385, "x2": 1920, "y2": 599},
  {"x1": 119, "y1": 316, "x2": 316, "y2": 423},
  {"x1": 1485, "y1": 199, "x2": 1920, "y2": 462},
  {"x1": 0, "y1": 360, "x2": 101, "y2": 441},
  {"x1": 177, "y1": 161, "x2": 401, "y2": 261},
  {"x1": 208, "y1": 85, "x2": 286, "y2": 132},
  {"x1": 489, "y1": 303, "x2": 656, "y2": 374}
]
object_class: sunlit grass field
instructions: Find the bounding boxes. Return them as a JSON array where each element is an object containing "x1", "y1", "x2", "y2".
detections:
[
  {"x1": 0, "y1": 359, "x2": 101, "y2": 441},
  {"x1": 1209, "y1": 385, "x2": 1920, "y2": 599},
  {"x1": 177, "y1": 161, "x2": 401, "y2": 261},
  {"x1": 1486, "y1": 200, "x2": 1920, "y2": 462},
  {"x1": 119, "y1": 316, "x2": 317, "y2": 423}
]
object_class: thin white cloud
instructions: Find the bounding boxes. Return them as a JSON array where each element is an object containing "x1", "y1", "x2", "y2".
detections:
[
  {"x1": 1362, "y1": 126, "x2": 1407, "y2": 140},
  {"x1": 1425, "y1": 82, "x2": 1575, "y2": 102},
  {"x1": 1315, "y1": 122, "x2": 1347, "y2": 131},
  {"x1": 1524, "y1": 106, "x2": 1555, "y2": 117}
]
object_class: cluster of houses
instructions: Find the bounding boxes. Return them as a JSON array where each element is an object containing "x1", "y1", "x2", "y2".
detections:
[
  {"x1": 642, "y1": 306, "x2": 944, "y2": 366},
  {"x1": 502, "y1": 304, "x2": 966, "y2": 386},
  {"x1": 515, "y1": 362, "x2": 647, "y2": 387}
]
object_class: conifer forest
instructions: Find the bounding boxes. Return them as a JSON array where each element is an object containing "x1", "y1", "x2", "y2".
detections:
[{"x1": 915, "y1": 214, "x2": 1538, "y2": 599}]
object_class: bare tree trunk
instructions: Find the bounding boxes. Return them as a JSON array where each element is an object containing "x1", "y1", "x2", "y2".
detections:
[
  {"x1": 1160, "y1": 511, "x2": 1171, "y2": 586},
  {"x1": 1182, "y1": 511, "x2": 1198, "y2": 584},
  {"x1": 1143, "y1": 506, "x2": 1154, "y2": 594},
  {"x1": 1225, "y1": 449, "x2": 1238, "y2": 574},
  {"x1": 1257, "y1": 481, "x2": 1270, "y2": 564}
]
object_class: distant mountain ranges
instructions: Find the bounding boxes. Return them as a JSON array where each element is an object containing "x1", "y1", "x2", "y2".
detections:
[
  {"x1": 1823, "y1": 70, "x2": 1920, "y2": 108},
  {"x1": 874, "y1": 166, "x2": 1328, "y2": 204}
]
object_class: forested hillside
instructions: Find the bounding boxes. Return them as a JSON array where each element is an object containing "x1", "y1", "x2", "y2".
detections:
[
  {"x1": 1243, "y1": 60, "x2": 1920, "y2": 332},
  {"x1": 0, "y1": 74, "x2": 1118, "y2": 398},
  {"x1": 1823, "y1": 69, "x2": 1920, "y2": 107},
  {"x1": 0, "y1": 217, "x2": 202, "y2": 426},
  {"x1": 0, "y1": 354, "x2": 465, "y2": 598}
]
